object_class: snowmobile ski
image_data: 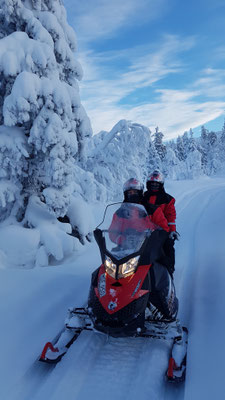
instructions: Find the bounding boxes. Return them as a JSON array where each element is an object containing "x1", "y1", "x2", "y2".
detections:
[
  {"x1": 166, "y1": 326, "x2": 188, "y2": 383},
  {"x1": 39, "y1": 308, "x2": 93, "y2": 364}
]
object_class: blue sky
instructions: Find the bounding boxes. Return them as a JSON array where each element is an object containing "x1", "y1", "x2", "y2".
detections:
[{"x1": 63, "y1": 0, "x2": 225, "y2": 140}]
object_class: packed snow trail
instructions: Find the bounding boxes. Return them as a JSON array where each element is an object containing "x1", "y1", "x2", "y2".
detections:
[
  {"x1": 0, "y1": 247, "x2": 101, "y2": 400},
  {"x1": 1, "y1": 178, "x2": 225, "y2": 400},
  {"x1": 31, "y1": 333, "x2": 175, "y2": 400},
  {"x1": 172, "y1": 179, "x2": 225, "y2": 399},
  {"x1": 176, "y1": 186, "x2": 225, "y2": 400}
]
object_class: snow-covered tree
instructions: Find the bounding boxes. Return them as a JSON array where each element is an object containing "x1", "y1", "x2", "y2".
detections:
[
  {"x1": 186, "y1": 148, "x2": 202, "y2": 179},
  {"x1": 189, "y1": 128, "x2": 197, "y2": 152},
  {"x1": 207, "y1": 131, "x2": 220, "y2": 175},
  {"x1": 88, "y1": 120, "x2": 151, "y2": 200},
  {"x1": 182, "y1": 131, "x2": 190, "y2": 158},
  {"x1": 176, "y1": 135, "x2": 186, "y2": 161},
  {"x1": 0, "y1": 0, "x2": 92, "y2": 221},
  {"x1": 199, "y1": 125, "x2": 209, "y2": 174},
  {"x1": 221, "y1": 120, "x2": 225, "y2": 143},
  {"x1": 163, "y1": 147, "x2": 178, "y2": 179},
  {"x1": 153, "y1": 127, "x2": 166, "y2": 161},
  {"x1": 0, "y1": 0, "x2": 94, "y2": 267},
  {"x1": 147, "y1": 136, "x2": 161, "y2": 177},
  {"x1": 198, "y1": 126, "x2": 221, "y2": 175},
  {"x1": 218, "y1": 120, "x2": 225, "y2": 164}
]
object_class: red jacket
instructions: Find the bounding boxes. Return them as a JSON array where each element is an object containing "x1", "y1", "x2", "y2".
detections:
[
  {"x1": 143, "y1": 190, "x2": 176, "y2": 232},
  {"x1": 150, "y1": 206, "x2": 170, "y2": 232}
]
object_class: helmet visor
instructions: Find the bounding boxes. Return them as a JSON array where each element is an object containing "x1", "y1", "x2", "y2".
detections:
[
  {"x1": 147, "y1": 181, "x2": 161, "y2": 191},
  {"x1": 125, "y1": 189, "x2": 142, "y2": 203}
]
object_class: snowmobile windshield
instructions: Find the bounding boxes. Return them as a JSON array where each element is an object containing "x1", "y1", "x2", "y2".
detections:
[{"x1": 99, "y1": 203, "x2": 157, "y2": 260}]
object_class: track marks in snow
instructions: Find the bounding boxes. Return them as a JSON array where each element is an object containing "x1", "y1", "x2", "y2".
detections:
[
  {"x1": 175, "y1": 189, "x2": 215, "y2": 325},
  {"x1": 75, "y1": 336, "x2": 169, "y2": 400},
  {"x1": 30, "y1": 331, "x2": 107, "y2": 400},
  {"x1": 28, "y1": 331, "x2": 175, "y2": 400},
  {"x1": 183, "y1": 188, "x2": 225, "y2": 400},
  {"x1": 174, "y1": 180, "x2": 225, "y2": 217},
  {"x1": 4, "y1": 361, "x2": 56, "y2": 400},
  {"x1": 173, "y1": 184, "x2": 225, "y2": 399},
  {"x1": 171, "y1": 185, "x2": 225, "y2": 399}
]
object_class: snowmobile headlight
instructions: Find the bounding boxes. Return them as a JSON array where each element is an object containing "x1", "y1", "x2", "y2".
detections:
[
  {"x1": 104, "y1": 256, "x2": 117, "y2": 279},
  {"x1": 118, "y1": 256, "x2": 140, "y2": 279}
]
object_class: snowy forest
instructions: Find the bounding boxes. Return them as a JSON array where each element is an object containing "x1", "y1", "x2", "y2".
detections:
[
  {"x1": 1, "y1": 2, "x2": 225, "y2": 400},
  {"x1": 0, "y1": 0, "x2": 225, "y2": 269}
]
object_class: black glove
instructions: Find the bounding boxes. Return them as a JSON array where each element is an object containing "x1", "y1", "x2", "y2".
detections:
[{"x1": 169, "y1": 231, "x2": 180, "y2": 241}]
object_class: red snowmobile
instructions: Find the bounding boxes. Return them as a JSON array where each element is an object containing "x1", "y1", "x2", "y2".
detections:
[{"x1": 39, "y1": 203, "x2": 188, "y2": 383}]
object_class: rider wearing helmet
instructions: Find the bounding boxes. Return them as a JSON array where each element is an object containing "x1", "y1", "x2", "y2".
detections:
[
  {"x1": 123, "y1": 178, "x2": 169, "y2": 230},
  {"x1": 109, "y1": 178, "x2": 169, "y2": 245},
  {"x1": 143, "y1": 170, "x2": 178, "y2": 276},
  {"x1": 144, "y1": 170, "x2": 177, "y2": 233},
  {"x1": 123, "y1": 178, "x2": 144, "y2": 204}
]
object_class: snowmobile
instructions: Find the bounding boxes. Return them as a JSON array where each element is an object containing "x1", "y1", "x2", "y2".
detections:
[{"x1": 39, "y1": 203, "x2": 188, "y2": 383}]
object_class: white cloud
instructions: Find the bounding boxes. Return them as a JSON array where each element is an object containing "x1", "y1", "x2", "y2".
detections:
[
  {"x1": 193, "y1": 68, "x2": 225, "y2": 98},
  {"x1": 80, "y1": 63, "x2": 225, "y2": 138},
  {"x1": 63, "y1": 1, "x2": 225, "y2": 139},
  {"x1": 78, "y1": 35, "x2": 212, "y2": 137},
  {"x1": 79, "y1": 35, "x2": 195, "y2": 100},
  {"x1": 83, "y1": 88, "x2": 225, "y2": 139},
  {"x1": 211, "y1": 46, "x2": 225, "y2": 62},
  {"x1": 128, "y1": 91, "x2": 225, "y2": 138},
  {"x1": 64, "y1": 0, "x2": 168, "y2": 43}
]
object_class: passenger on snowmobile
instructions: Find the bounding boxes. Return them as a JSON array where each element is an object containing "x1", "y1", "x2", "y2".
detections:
[
  {"x1": 111, "y1": 178, "x2": 170, "y2": 235},
  {"x1": 143, "y1": 170, "x2": 179, "y2": 276}
]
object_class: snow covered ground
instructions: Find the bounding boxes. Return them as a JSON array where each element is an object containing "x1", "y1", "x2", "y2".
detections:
[{"x1": 1, "y1": 177, "x2": 225, "y2": 400}]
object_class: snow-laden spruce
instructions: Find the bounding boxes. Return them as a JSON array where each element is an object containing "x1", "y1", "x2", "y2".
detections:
[
  {"x1": 152, "y1": 124, "x2": 225, "y2": 180},
  {"x1": 0, "y1": 0, "x2": 93, "y2": 267},
  {"x1": 87, "y1": 120, "x2": 157, "y2": 201},
  {"x1": 86, "y1": 118, "x2": 225, "y2": 203}
]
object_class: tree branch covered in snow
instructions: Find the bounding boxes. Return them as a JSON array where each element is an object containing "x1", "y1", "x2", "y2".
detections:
[{"x1": 87, "y1": 121, "x2": 154, "y2": 201}]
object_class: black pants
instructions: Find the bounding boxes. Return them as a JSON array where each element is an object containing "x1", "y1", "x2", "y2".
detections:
[
  {"x1": 157, "y1": 237, "x2": 175, "y2": 276},
  {"x1": 148, "y1": 262, "x2": 178, "y2": 319}
]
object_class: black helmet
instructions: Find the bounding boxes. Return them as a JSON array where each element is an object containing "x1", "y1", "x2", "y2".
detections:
[
  {"x1": 123, "y1": 178, "x2": 144, "y2": 203},
  {"x1": 146, "y1": 170, "x2": 164, "y2": 192}
]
